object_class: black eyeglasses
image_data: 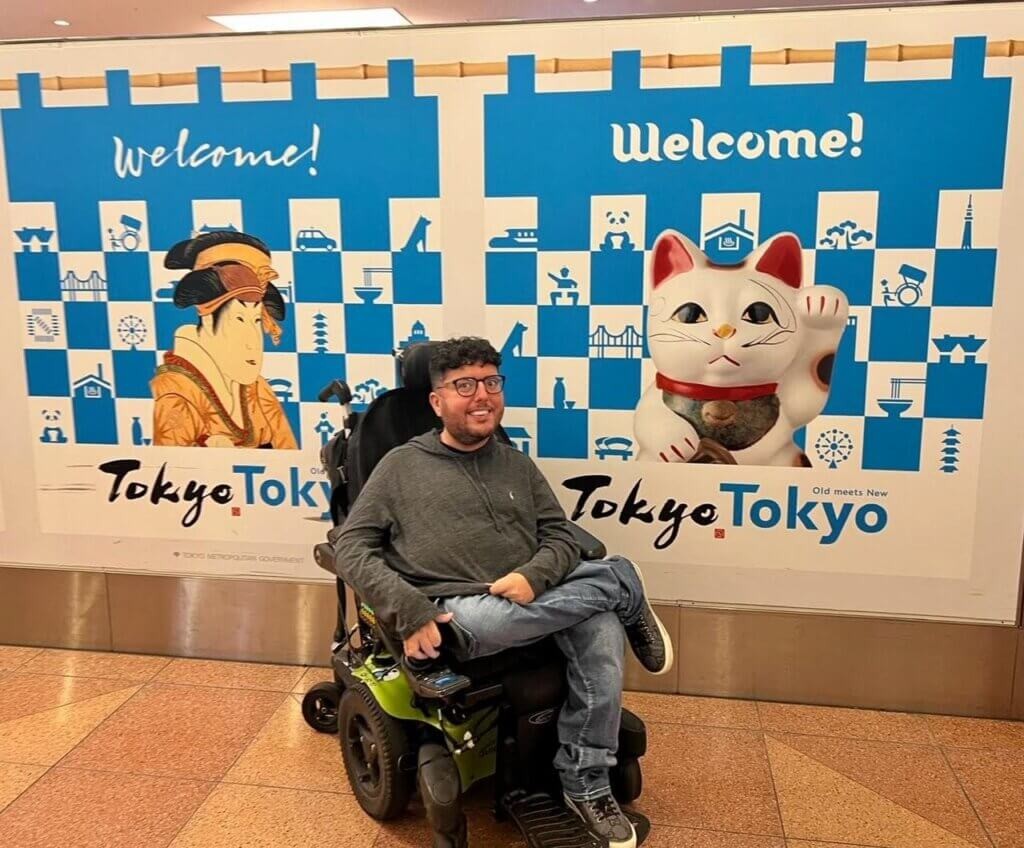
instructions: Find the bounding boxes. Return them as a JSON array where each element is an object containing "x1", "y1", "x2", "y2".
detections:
[{"x1": 435, "y1": 375, "x2": 507, "y2": 397}]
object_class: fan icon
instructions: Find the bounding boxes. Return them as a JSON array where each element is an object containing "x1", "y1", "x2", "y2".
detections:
[
  {"x1": 814, "y1": 428, "x2": 854, "y2": 469},
  {"x1": 117, "y1": 314, "x2": 148, "y2": 350}
]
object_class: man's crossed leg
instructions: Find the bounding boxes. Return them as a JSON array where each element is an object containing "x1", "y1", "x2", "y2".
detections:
[{"x1": 434, "y1": 556, "x2": 673, "y2": 848}]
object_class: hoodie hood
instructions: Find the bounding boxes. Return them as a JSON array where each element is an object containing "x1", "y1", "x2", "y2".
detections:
[{"x1": 407, "y1": 429, "x2": 499, "y2": 458}]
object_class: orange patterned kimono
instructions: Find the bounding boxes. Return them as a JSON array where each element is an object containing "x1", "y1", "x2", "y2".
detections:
[{"x1": 151, "y1": 353, "x2": 298, "y2": 449}]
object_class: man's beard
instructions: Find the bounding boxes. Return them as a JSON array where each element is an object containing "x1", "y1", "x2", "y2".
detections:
[
  {"x1": 445, "y1": 410, "x2": 499, "y2": 445},
  {"x1": 450, "y1": 427, "x2": 485, "y2": 446}
]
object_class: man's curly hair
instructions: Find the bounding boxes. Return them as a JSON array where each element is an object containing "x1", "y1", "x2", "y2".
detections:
[{"x1": 429, "y1": 337, "x2": 502, "y2": 387}]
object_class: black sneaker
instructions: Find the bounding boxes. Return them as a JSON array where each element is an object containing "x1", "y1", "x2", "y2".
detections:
[
  {"x1": 563, "y1": 792, "x2": 636, "y2": 848},
  {"x1": 622, "y1": 560, "x2": 674, "y2": 676}
]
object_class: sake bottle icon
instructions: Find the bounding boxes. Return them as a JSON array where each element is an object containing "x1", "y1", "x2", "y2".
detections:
[
  {"x1": 553, "y1": 377, "x2": 567, "y2": 410},
  {"x1": 131, "y1": 416, "x2": 145, "y2": 446}
]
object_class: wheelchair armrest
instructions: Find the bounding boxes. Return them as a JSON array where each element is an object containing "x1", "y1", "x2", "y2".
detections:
[
  {"x1": 374, "y1": 623, "x2": 473, "y2": 701},
  {"x1": 569, "y1": 522, "x2": 607, "y2": 561},
  {"x1": 313, "y1": 542, "x2": 338, "y2": 576}
]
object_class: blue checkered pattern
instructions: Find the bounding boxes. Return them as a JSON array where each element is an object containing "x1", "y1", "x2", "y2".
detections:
[
  {"x1": 483, "y1": 39, "x2": 1008, "y2": 470},
  {"x1": 6, "y1": 61, "x2": 444, "y2": 449}
]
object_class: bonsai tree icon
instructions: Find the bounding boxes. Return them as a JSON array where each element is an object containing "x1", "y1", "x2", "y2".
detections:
[{"x1": 819, "y1": 220, "x2": 875, "y2": 249}]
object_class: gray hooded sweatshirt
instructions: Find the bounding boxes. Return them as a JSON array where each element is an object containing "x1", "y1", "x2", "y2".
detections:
[{"x1": 329, "y1": 430, "x2": 580, "y2": 640}]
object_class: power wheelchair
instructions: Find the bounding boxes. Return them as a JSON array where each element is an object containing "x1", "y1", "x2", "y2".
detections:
[{"x1": 302, "y1": 341, "x2": 651, "y2": 847}]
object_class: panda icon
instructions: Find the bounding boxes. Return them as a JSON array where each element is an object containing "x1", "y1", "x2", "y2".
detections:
[
  {"x1": 600, "y1": 210, "x2": 636, "y2": 252},
  {"x1": 40, "y1": 409, "x2": 69, "y2": 444}
]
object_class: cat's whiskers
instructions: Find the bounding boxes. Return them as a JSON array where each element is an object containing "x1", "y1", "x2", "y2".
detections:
[
  {"x1": 649, "y1": 330, "x2": 710, "y2": 345},
  {"x1": 741, "y1": 327, "x2": 797, "y2": 348}
]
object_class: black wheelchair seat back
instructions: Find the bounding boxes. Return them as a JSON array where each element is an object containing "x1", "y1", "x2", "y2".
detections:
[{"x1": 345, "y1": 342, "x2": 441, "y2": 508}]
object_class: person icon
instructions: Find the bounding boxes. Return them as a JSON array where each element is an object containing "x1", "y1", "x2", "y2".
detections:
[
  {"x1": 548, "y1": 267, "x2": 578, "y2": 290},
  {"x1": 314, "y1": 412, "x2": 336, "y2": 447},
  {"x1": 547, "y1": 267, "x2": 579, "y2": 306}
]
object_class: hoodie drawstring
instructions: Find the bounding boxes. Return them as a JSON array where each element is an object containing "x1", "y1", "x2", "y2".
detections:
[
  {"x1": 411, "y1": 433, "x2": 504, "y2": 532},
  {"x1": 463, "y1": 455, "x2": 501, "y2": 531}
]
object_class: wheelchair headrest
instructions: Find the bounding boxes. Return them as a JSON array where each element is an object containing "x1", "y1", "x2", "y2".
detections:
[{"x1": 400, "y1": 342, "x2": 440, "y2": 393}]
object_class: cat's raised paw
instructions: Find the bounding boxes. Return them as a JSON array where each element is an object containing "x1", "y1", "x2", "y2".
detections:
[{"x1": 798, "y1": 286, "x2": 849, "y2": 329}]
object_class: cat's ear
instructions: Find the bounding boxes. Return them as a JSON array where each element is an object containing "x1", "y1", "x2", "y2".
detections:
[
  {"x1": 651, "y1": 230, "x2": 704, "y2": 288},
  {"x1": 753, "y1": 233, "x2": 802, "y2": 289}
]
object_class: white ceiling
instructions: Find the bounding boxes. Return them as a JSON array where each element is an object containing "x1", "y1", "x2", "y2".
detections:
[{"x1": 0, "y1": 0, "x2": 969, "y2": 41}]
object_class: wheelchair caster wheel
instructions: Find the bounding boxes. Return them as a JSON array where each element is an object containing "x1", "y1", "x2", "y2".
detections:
[{"x1": 302, "y1": 681, "x2": 342, "y2": 734}]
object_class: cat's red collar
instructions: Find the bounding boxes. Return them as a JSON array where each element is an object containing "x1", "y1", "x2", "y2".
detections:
[{"x1": 656, "y1": 374, "x2": 778, "y2": 401}]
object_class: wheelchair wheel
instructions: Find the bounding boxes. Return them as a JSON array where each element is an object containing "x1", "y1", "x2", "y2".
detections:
[
  {"x1": 302, "y1": 681, "x2": 342, "y2": 734},
  {"x1": 611, "y1": 757, "x2": 642, "y2": 804},
  {"x1": 338, "y1": 683, "x2": 414, "y2": 820}
]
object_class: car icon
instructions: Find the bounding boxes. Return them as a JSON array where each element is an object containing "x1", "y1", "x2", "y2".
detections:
[{"x1": 296, "y1": 228, "x2": 338, "y2": 251}]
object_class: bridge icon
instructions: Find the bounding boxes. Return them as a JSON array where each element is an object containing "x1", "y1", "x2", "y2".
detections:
[{"x1": 589, "y1": 324, "x2": 642, "y2": 359}]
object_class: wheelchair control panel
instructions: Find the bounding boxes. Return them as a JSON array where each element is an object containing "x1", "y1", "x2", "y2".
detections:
[{"x1": 402, "y1": 657, "x2": 472, "y2": 700}]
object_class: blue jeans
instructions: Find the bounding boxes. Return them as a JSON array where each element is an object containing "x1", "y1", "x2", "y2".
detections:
[{"x1": 436, "y1": 556, "x2": 644, "y2": 800}]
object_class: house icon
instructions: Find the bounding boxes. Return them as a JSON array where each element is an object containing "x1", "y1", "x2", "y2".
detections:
[
  {"x1": 503, "y1": 425, "x2": 533, "y2": 456},
  {"x1": 72, "y1": 364, "x2": 113, "y2": 400},
  {"x1": 703, "y1": 209, "x2": 755, "y2": 264}
]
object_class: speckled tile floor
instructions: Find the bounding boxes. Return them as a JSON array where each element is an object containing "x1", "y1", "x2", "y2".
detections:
[{"x1": 0, "y1": 644, "x2": 1021, "y2": 848}]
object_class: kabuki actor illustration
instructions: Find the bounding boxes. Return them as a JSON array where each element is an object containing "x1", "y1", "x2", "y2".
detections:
[{"x1": 151, "y1": 232, "x2": 298, "y2": 449}]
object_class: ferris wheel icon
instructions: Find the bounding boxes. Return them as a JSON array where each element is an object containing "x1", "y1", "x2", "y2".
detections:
[
  {"x1": 117, "y1": 314, "x2": 148, "y2": 350},
  {"x1": 814, "y1": 428, "x2": 855, "y2": 469}
]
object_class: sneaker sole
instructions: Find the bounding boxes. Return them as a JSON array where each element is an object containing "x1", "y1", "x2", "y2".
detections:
[
  {"x1": 628, "y1": 560, "x2": 675, "y2": 676},
  {"x1": 562, "y1": 793, "x2": 637, "y2": 848}
]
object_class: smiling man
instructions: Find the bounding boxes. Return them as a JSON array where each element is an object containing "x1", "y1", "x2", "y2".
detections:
[{"x1": 333, "y1": 336, "x2": 674, "y2": 848}]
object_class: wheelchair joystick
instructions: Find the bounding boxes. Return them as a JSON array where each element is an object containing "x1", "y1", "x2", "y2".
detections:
[
  {"x1": 401, "y1": 655, "x2": 472, "y2": 700},
  {"x1": 312, "y1": 542, "x2": 336, "y2": 575}
]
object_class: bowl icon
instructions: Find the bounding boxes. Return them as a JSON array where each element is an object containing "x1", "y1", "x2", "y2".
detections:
[
  {"x1": 877, "y1": 398, "x2": 913, "y2": 418},
  {"x1": 354, "y1": 286, "x2": 383, "y2": 305}
]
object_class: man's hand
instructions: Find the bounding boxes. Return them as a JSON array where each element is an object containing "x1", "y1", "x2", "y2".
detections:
[
  {"x1": 403, "y1": 612, "x2": 453, "y2": 661},
  {"x1": 489, "y1": 572, "x2": 535, "y2": 604}
]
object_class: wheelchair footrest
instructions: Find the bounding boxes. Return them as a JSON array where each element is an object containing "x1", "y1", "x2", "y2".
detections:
[
  {"x1": 502, "y1": 791, "x2": 651, "y2": 847},
  {"x1": 504, "y1": 792, "x2": 601, "y2": 848}
]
